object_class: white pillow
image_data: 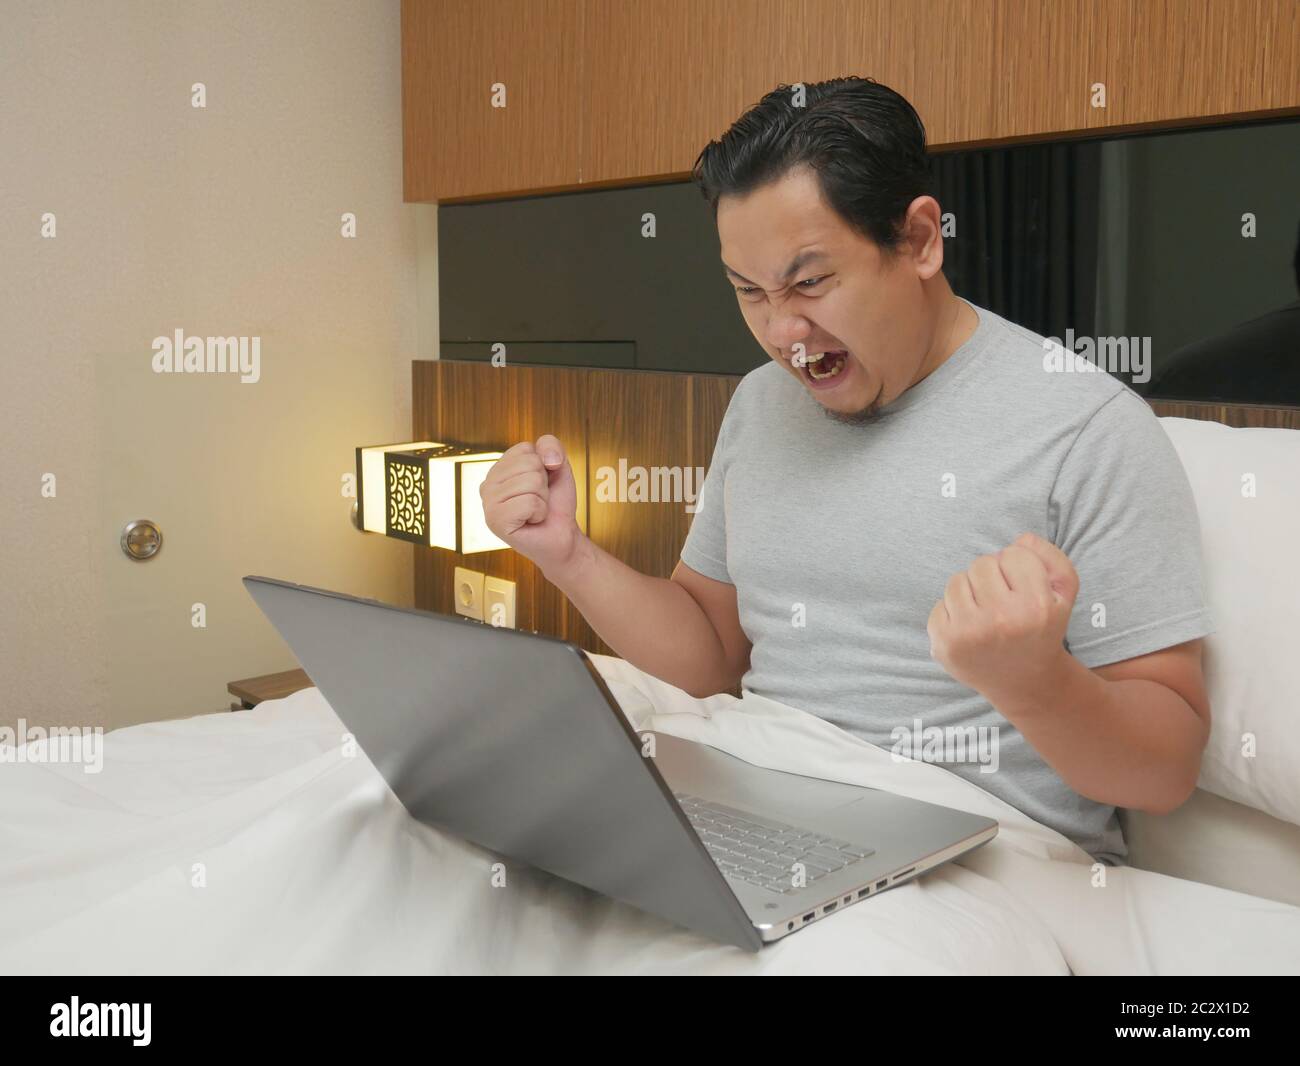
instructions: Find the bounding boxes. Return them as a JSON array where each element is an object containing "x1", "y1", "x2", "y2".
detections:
[{"x1": 1159, "y1": 416, "x2": 1300, "y2": 827}]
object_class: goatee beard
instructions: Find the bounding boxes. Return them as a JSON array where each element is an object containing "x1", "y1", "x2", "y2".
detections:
[{"x1": 821, "y1": 396, "x2": 886, "y2": 425}]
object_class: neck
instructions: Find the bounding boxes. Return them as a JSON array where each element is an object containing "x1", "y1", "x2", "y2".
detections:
[{"x1": 913, "y1": 284, "x2": 975, "y2": 386}]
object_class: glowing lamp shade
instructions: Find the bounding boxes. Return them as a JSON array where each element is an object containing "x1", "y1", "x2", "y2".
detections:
[{"x1": 356, "y1": 442, "x2": 507, "y2": 553}]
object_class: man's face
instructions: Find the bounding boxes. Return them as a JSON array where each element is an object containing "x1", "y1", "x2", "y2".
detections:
[{"x1": 716, "y1": 164, "x2": 940, "y2": 421}]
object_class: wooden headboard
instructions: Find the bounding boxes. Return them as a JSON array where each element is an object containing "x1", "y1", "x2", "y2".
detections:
[
  {"x1": 1146, "y1": 400, "x2": 1300, "y2": 429},
  {"x1": 413, "y1": 359, "x2": 1299, "y2": 652},
  {"x1": 414, "y1": 360, "x2": 739, "y2": 654}
]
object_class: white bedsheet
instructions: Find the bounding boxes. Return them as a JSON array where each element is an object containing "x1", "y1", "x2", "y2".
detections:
[{"x1": 2, "y1": 654, "x2": 1297, "y2": 975}]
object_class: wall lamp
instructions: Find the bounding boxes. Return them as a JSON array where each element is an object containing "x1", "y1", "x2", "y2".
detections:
[{"x1": 355, "y1": 441, "x2": 507, "y2": 554}]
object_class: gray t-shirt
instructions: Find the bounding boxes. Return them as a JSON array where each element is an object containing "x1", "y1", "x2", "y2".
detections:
[{"x1": 680, "y1": 298, "x2": 1214, "y2": 863}]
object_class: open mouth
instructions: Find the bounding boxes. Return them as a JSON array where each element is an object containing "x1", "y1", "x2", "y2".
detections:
[{"x1": 799, "y1": 349, "x2": 849, "y2": 384}]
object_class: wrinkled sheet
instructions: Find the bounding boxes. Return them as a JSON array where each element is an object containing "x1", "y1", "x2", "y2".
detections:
[{"x1": 2, "y1": 654, "x2": 1297, "y2": 975}]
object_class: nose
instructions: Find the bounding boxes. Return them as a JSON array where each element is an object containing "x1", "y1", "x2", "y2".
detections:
[{"x1": 765, "y1": 311, "x2": 813, "y2": 361}]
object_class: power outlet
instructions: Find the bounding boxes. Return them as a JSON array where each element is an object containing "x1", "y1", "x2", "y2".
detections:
[
  {"x1": 453, "y1": 566, "x2": 485, "y2": 621},
  {"x1": 484, "y1": 576, "x2": 516, "y2": 628}
]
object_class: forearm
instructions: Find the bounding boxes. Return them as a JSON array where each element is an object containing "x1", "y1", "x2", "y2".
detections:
[
  {"x1": 989, "y1": 652, "x2": 1208, "y2": 814},
  {"x1": 543, "y1": 537, "x2": 739, "y2": 697}
]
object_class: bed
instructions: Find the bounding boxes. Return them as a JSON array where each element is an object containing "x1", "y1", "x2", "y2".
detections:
[{"x1": 2, "y1": 415, "x2": 1298, "y2": 975}]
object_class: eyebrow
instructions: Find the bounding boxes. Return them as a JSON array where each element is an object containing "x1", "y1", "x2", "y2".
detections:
[{"x1": 722, "y1": 249, "x2": 828, "y2": 286}]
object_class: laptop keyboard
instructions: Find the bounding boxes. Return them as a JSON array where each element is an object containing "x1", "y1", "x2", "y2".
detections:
[{"x1": 674, "y1": 793, "x2": 875, "y2": 895}]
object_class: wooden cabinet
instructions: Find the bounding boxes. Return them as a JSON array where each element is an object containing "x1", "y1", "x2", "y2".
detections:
[
  {"x1": 403, "y1": 0, "x2": 1300, "y2": 202},
  {"x1": 402, "y1": 0, "x2": 585, "y2": 201},
  {"x1": 1082, "y1": 0, "x2": 1300, "y2": 132}
]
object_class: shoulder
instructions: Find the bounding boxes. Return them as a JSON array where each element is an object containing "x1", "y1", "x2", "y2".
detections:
[
  {"x1": 719, "y1": 359, "x2": 796, "y2": 426},
  {"x1": 732, "y1": 359, "x2": 792, "y2": 402},
  {"x1": 973, "y1": 304, "x2": 1136, "y2": 425}
]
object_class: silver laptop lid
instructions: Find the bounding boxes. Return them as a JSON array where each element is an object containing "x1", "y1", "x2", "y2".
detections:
[{"x1": 243, "y1": 576, "x2": 762, "y2": 952}]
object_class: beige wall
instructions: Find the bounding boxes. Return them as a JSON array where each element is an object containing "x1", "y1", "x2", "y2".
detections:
[{"x1": 2, "y1": 0, "x2": 433, "y2": 732}]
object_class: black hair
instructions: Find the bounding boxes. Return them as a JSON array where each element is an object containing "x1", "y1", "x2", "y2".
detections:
[{"x1": 691, "y1": 76, "x2": 935, "y2": 256}]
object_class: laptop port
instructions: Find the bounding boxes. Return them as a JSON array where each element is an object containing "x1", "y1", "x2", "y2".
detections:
[
  {"x1": 802, "y1": 912, "x2": 815, "y2": 923},
  {"x1": 892, "y1": 867, "x2": 916, "y2": 881},
  {"x1": 857, "y1": 888, "x2": 870, "y2": 898},
  {"x1": 823, "y1": 901, "x2": 838, "y2": 913},
  {"x1": 875, "y1": 879, "x2": 888, "y2": 889}
]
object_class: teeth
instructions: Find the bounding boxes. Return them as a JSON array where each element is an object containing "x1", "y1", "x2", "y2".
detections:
[
  {"x1": 808, "y1": 359, "x2": 843, "y2": 380},
  {"x1": 804, "y1": 351, "x2": 826, "y2": 364},
  {"x1": 807, "y1": 350, "x2": 845, "y2": 380}
]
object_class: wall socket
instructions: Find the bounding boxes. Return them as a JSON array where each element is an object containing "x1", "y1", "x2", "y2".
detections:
[
  {"x1": 453, "y1": 566, "x2": 485, "y2": 621},
  {"x1": 484, "y1": 576, "x2": 516, "y2": 629},
  {"x1": 453, "y1": 567, "x2": 516, "y2": 629}
]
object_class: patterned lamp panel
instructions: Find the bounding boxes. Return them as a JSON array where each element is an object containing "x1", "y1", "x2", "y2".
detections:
[
  {"x1": 356, "y1": 441, "x2": 505, "y2": 552},
  {"x1": 385, "y1": 451, "x2": 431, "y2": 545}
]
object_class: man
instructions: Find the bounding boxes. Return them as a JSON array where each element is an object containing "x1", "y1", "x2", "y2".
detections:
[{"x1": 480, "y1": 76, "x2": 1213, "y2": 865}]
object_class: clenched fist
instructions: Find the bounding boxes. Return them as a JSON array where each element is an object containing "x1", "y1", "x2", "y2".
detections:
[
  {"x1": 926, "y1": 532, "x2": 1079, "y2": 701},
  {"x1": 479, "y1": 434, "x2": 585, "y2": 578}
]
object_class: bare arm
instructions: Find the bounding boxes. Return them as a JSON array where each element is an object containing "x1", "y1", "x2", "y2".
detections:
[
  {"x1": 480, "y1": 435, "x2": 751, "y2": 697},
  {"x1": 1001, "y1": 639, "x2": 1210, "y2": 814},
  {"x1": 927, "y1": 533, "x2": 1210, "y2": 815},
  {"x1": 545, "y1": 541, "x2": 749, "y2": 697}
]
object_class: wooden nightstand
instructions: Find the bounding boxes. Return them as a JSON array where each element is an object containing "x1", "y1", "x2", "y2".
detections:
[{"x1": 227, "y1": 668, "x2": 314, "y2": 710}]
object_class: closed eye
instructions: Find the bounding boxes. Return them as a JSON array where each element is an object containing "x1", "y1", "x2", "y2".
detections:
[{"x1": 736, "y1": 275, "x2": 830, "y2": 298}]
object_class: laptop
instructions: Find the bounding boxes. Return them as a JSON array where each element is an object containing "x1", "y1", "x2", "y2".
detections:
[{"x1": 244, "y1": 576, "x2": 998, "y2": 952}]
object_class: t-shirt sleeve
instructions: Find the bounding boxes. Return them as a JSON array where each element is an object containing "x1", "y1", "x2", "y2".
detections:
[
  {"x1": 678, "y1": 382, "x2": 745, "y2": 584},
  {"x1": 1051, "y1": 389, "x2": 1215, "y2": 667}
]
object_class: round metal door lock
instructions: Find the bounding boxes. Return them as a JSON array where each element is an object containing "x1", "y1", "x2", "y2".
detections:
[{"x1": 121, "y1": 519, "x2": 163, "y2": 561}]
